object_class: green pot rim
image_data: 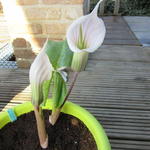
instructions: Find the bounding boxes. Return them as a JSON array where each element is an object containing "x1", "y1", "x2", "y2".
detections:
[{"x1": 0, "y1": 100, "x2": 111, "y2": 150}]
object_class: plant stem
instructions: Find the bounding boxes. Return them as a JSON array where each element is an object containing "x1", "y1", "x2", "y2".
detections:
[
  {"x1": 49, "y1": 108, "x2": 61, "y2": 125},
  {"x1": 61, "y1": 71, "x2": 79, "y2": 108},
  {"x1": 49, "y1": 72, "x2": 79, "y2": 125},
  {"x1": 34, "y1": 106, "x2": 48, "y2": 149},
  {"x1": 71, "y1": 52, "x2": 88, "y2": 72}
]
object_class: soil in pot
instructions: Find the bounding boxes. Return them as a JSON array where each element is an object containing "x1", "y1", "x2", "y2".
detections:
[{"x1": 0, "y1": 110, "x2": 97, "y2": 150}]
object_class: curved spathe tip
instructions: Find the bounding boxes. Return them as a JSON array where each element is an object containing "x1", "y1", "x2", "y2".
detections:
[
  {"x1": 91, "y1": 0, "x2": 104, "y2": 16},
  {"x1": 66, "y1": 0, "x2": 106, "y2": 53}
]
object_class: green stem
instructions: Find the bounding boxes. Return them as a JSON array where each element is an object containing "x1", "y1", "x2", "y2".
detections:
[
  {"x1": 49, "y1": 108, "x2": 61, "y2": 125},
  {"x1": 71, "y1": 52, "x2": 88, "y2": 72},
  {"x1": 61, "y1": 71, "x2": 79, "y2": 108}
]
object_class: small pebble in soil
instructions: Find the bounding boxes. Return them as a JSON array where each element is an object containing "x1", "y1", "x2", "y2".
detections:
[{"x1": 71, "y1": 118, "x2": 79, "y2": 126}]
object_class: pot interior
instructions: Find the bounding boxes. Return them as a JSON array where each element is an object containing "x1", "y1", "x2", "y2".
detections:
[{"x1": 0, "y1": 110, "x2": 97, "y2": 150}]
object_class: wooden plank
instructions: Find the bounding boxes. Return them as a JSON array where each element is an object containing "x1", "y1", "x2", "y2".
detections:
[
  {"x1": 104, "y1": 39, "x2": 141, "y2": 46},
  {"x1": 110, "y1": 139, "x2": 150, "y2": 150},
  {"x1": 87, "y1": 60, "x2": 150, "y2": 72},
  {"x1": 1, "y1": 77, "x2": 150, "y2": 93},
  {"x1": 105, "y1": 34, "x2": 135, "y2": 40},
  {"x1": 1, "y1": 77, "x2": 150, "y2": 89},
  {"x1": 89, "y1": 45, "x2": 150, "y2": 62}
]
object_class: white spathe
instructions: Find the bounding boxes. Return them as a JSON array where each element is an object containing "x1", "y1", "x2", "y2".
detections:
[
  {"x1": 29, "y1": 42, "x2": 52, "y2": 104},
  {"x1": 29, "y1": 48, "x2": 51, "y2": 85},
  {"x1": 66, "y1": 0, "x2": 106, "y2": 53}
]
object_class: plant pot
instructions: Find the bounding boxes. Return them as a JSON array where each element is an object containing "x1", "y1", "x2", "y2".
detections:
[{"x1": 0, "y1": 100, "x2": 111, "y2": 150}]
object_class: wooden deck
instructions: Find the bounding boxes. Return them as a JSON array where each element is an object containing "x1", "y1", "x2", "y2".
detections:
[
  {"x1": 102, "y1": 16, "x2": 141, "y2": 46},
  {"x1": 0, "y1": 17, "x2": 150, "y2": 149}
]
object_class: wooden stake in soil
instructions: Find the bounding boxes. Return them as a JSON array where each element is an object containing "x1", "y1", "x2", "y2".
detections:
[{"x1": 34, "y1": 106, "x2": 48, "y2": 149}]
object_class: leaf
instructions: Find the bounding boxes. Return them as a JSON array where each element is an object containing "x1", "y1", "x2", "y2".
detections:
[
  {"x1": 43, "y1": 40, "x2": 72, "y2": 110},
  {"x1": 44, "y1": 40, "x2": 73, "y2": 70},
  {"x1": 52, "y1": 72, "x2": 67, "y2": 110},
  {"x1": 41, "y1": 76, "x2": 53, "y2": 106}
]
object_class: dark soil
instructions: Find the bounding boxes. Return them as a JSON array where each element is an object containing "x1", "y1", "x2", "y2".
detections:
[{"x1": 0, "y1": 110, "x2": 97, "y2": 150}]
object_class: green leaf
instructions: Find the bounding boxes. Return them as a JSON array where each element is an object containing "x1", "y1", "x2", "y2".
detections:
[
  {"x1": 44, "y1": 40, "x2": 73, "y2": 70},
  {"x1": 31, "y1": 78, "x2": 52, "y2": 107},
  {"x1": 41, "y1": 77, "x2": 52, "y2": 106},
  {"x1": 52, "y1": 72, "x2": 67, "y2": 110},
  {"x1": 43, "y1": 40, "x2": 72, "y2": 110}
]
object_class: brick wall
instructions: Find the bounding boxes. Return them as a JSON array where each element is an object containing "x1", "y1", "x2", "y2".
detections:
[{"x1": 1, "y1": 0, "x2": 84, "y2": 68}]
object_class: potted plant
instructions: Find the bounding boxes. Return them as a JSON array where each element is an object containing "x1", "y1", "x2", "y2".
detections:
[{"x1": 0, "y1": 1, "x2": 111, "y2": 150}]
